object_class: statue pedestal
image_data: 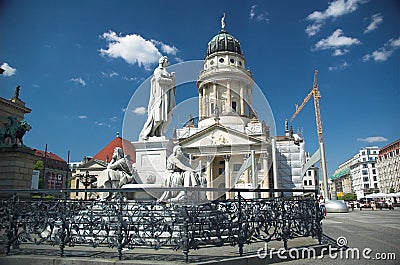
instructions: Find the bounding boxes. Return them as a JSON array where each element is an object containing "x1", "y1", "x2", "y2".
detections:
[
  {"x1": 0, "y1": 146, "x2": 37, "y2": 198},
  {"x1": 132, "y1": 137, "x2": 175, "y2": 185}
]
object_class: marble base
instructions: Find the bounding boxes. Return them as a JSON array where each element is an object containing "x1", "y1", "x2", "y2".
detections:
[{"x1": 132, "y1": 138, "x2": 175, "y2": 185}]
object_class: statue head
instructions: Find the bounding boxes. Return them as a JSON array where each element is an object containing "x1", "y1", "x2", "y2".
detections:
[
  {"x1": 112, "y1": 147, "x2": 124, "y2": 160},
  {"x1": 159, "y1": 56, "x2": 169, "y2": 67},
  {"x1": 172, "y1": 145, "x2": 182, "y2": 156}
]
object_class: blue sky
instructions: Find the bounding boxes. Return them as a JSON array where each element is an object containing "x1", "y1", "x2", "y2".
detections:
[{"x1": 1, "y1": 0, "x2": 399, "y2": 175}]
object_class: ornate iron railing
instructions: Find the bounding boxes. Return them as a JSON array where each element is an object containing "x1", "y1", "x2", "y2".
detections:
[{"x1": 0, "y1": 188, "x2": 323, "y2": 262}]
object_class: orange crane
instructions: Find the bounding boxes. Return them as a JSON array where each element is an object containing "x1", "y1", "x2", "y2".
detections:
[{"x1": 290, "y1": 70, "x2": 323, "y2": 143}]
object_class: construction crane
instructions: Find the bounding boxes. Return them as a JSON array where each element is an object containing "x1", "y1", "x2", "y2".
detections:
[
  {"x1": 290, "y1": 69, "x2": 329, "y2": 199},
  {"x1": 290, "y1": 70, "x2": 323, "y2": 143}
]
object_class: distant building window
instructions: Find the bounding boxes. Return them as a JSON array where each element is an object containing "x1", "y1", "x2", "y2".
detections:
[
  {"x1": 304, "y1": 180, "x2": 307, "y2": 186},
  {"x1": 309, "y1": 180, "x2": 312, "y2": 185},
  {"x1": 219, "y1": 58, "x2": 224, "y2": 63},
  {"x1": 308, "y1": 171, "x2": 312, "y2": 176},
  {"x1": 230, "y1": 58, "x2": 235, "y2": 64},
  {"x1": 233, "y1": 164, "x2": 242, "y2": 171}
]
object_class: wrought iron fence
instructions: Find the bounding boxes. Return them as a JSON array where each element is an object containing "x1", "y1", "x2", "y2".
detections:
[{"x1": 0, "y1": 188, "x2": 323, "y2": 262}]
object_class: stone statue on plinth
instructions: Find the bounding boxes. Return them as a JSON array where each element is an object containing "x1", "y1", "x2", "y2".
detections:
[
  {"x1": 158, "y1": 146, "x2": 207, "y2": 203},
  {"x1": 96, "y1": 147, "x2": 138, "y2": 200},
  {"x1": 139, "y1": 56, "x2": 176, "y2": 141}
]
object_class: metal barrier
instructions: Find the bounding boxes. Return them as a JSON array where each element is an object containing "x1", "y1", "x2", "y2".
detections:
[{"x1": 0, "y1": 188, "x2": 323, "y2": 262}]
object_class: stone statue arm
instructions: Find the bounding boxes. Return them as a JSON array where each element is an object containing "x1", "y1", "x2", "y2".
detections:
[
  {"x1": 107, "y1": 157, "x2": 133, "y2": 174},
  {"x1": 169, "y1": 156, "x2": 194, "y2": 172}
]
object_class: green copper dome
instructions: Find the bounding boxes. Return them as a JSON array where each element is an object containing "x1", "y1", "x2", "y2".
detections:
[{"x1": 206, "y1": 30, "x2": 242, "y2": 56}]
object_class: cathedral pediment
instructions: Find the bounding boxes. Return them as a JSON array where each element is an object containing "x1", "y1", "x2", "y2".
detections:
[{"x1": 179, "y1": 123, "x2": 263, "y2": 149}]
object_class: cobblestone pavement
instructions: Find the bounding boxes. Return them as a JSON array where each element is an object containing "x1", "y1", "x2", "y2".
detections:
[{"x1": 276, "y1": 208, "x2": 400, "y2": 265}]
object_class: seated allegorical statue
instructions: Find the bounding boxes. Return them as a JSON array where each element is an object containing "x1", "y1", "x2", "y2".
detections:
[
  {"x1": 95, "y1": 147, "x2": 138, "y2": 200},
  {"x1": 158, "y1": 146, "x2": 207, "y2": 203}
]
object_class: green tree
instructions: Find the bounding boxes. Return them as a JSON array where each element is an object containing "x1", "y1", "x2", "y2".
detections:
[
  {"x1": 33, "y1": 160, "x2": 44, "y2": 189},
  {"x1": 389, "y1": 187, "x2": 395, "y2": 193},
  {"x1": 343, "y1": 193, "x2": 357, "y2": 201}
]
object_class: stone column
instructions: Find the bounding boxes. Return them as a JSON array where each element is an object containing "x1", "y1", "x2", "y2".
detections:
[
  {"x1": 213, "y1": 83, "x2": 217, "y2": 115},
  {"x1": 248, "y1": 86, "x2": 252, "y2": 110},
  {"x1": 226, "y1": 79, "x2": 231, "y2": 113},
  {"x1": 262, "y1": 153, "x2": 270, "y2": 198},
  {"x1": 224, "y1": 155, "x2": 231, "y2": 199},
  {"x1": 206, "y1": 155, "x2": 213, "y2": 200},
  {"x1": 240, "y1": 84, "x2": 245, "y2": 116},
  {"x1": 198, "y1": 88, "x2": 203, "y2": 118},
  {"x1": 202, "y1": 87, "x2": 207, "y2": 118}
]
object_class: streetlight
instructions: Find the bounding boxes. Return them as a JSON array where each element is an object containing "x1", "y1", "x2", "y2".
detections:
[{"x1": 78, "y1": 170, "x2": 97, "y2": 200}]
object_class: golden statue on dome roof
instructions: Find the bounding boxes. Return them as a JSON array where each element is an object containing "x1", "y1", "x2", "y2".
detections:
[{"x1": 221, "y1": 13, "x2": 226, "y2": 31}]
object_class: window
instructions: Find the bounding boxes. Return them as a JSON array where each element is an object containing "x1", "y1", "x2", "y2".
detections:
[
  {"x1": 231, "y1": 101, "x2": 237, "y2": 112},
  {"x1": 309, "y1": 180, "x2": 313, "y2": 186},
  {"x1": 257, "y1": 163, "x2": 261, "y2": 170},
  {"x1": 230, "y1": 58, "x2": 235, "y2": 64},
  {"x1": 308, "y1": 171, "x2": 312, "y2": 176},
  {"x1": 373, "y1": 176, "x2": 377, "y2": 181},
  {"x1": 219, "y1": 58, "x2": 224, "y2": 63},
  {"x1": 363, "y1": 177, "x2": 369, "y2": 182},
  {"x1": 218, "y1": 168, "x2": 224, "y2": 175},
  {"x1": 233, "y1": 164, "x2": 242, "y2": 171},
  {"x1": 304, "y1": 180, "x2": 307, "y2": 186}
]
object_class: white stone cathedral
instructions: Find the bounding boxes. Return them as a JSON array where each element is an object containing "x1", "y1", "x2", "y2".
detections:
[{"x1": 175, "y1": 22, "x2": 272, "y2": 200}]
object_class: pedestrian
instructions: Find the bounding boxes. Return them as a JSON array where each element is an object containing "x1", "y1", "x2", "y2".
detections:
[
  {"x1": 387, "y1": 200, "x2": 393, "y2": 210},
  {"x1": 371, "y1": 201, "x2": 376, "y2": 211},
  {"x1": 351, "y1": 202, "x2": 355, "y2": 211}
]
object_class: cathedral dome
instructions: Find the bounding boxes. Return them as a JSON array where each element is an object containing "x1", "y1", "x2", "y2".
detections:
[{"x1": 206, "y1": 30, "x2": 242, "y2": 57}]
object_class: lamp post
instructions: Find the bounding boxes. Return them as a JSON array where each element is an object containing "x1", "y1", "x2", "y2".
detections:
[{"x1": 78, "y1": 170, "x2": 97, "y2": 200}]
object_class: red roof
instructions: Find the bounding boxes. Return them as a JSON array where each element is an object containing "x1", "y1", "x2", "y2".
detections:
[
  {"x1": 93, "y1": 137, "x2": 136, "y2": 163},
  {"x1": 35, "y1": 150, "x2": 66, "y2": 162}
]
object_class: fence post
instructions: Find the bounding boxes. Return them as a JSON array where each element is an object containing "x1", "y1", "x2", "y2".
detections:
[
  {"x1": 117, "y1": 191, "x2": 124, "y2": 260},
  {"x1": 237, "y1": 191, "x2": 243, "y2": 256},
  {"x1": 281, "y1": 191, "x2": 288, "y2": 249},
  {"x1": 182, "y1": 205, "x2": 190, "y2": 263},
  {"x1": 59, "y1": 198, "x2": 68, "y2": 257},
  {"x1": 6, "y1": 194, "x2": 18, "y2": 255}
]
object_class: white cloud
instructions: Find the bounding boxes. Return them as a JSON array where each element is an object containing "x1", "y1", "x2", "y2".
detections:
[
  {"x1": 363, "y1": 36, "x2": 400, "y2": 62},
  {"x1": 175, "y1": 57, "x2": 184, "y2": 63},
  {"x1": 328, "y1": 61, "x2": 350, "y2": 71},
  {"x1": 305, "y1": 0, "x2": 368, "y2": 36},
  {"x1": 70, "y1": 77, "x2": 86, "y2": 86},
  {"x1": 109, "y1": 116, "x2": 118, "y2": 122},
  {"x1": 305, "y1": 23, "x2": 324, "y2": 37},
  {"x1": 151, "y1": 40, "x2": 179, "y2": 56},
  {"x1": 315, "y1": 29, "x2": 361, "y2": 50},
  {"x1": 123, "y1": 76, "x2": 138, "y2": 82},
  {"x1": 99, "y1": 31, "x2": 179, "y2": 70},
  {"x1": 249, "y1": 5, "x2": 269, "y2": 23},
  {"x1": 95, "y1": 121, "x2": 111, "y2": 128},
  {"x1": 333, "y1": 48, "x2": 349, "y2": 56},
  {"x1": 101, "y1": 71, "x2": 119, "y2": 78},
  {"x1": 1, "y1": 62, "x2": 17, "y2": 76},
  {"x1": 364, "y1": 13, "x2": 383, "y2": 34},
  {"x1": 78, "y1": 115, "x2": 87, "y2": 119},
  {"x1": 132, "y1": 106, "x2": 146, "y2": 115},
  {"x1": 357, "y1": 136, "x2": 388, "y2": 143},
  {"x1": 249, "y1": 5, "x2": 256, "y2": 19}
]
